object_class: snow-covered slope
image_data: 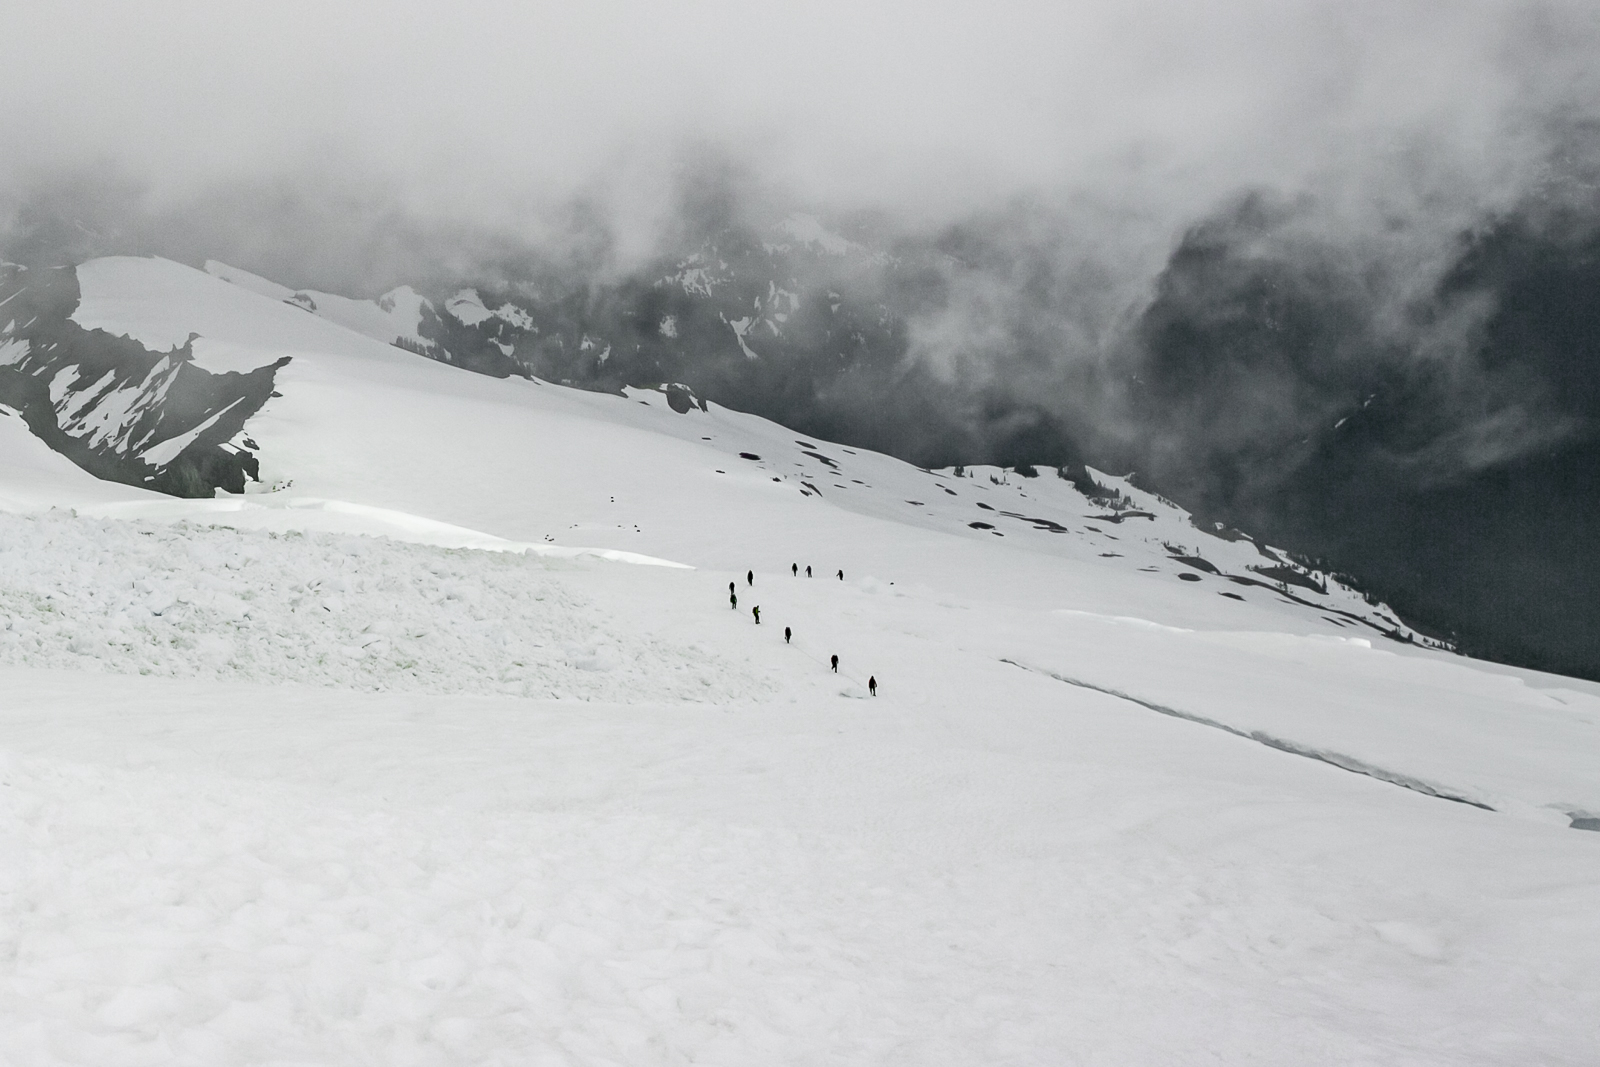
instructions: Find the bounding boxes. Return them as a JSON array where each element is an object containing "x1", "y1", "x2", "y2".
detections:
[
  {"x1": 0, "y1": 510, "x2": 748, "y2": 702},
  {"x1": 2, "y1": 254, "x2": 1598, "y2": 1065},
  {"x1": 17, "y1": 254, "x2": 1600, "y2": 821},
  {"x1": 203, "y1": 259, "x2": 436, "y2": 356},
  {"x1": 0, "y1": 401, "x2": 162, "y2": 511},
  {"x1": 62, "y1": 257, "x2": 1409, "y2": 634},
  {"x1": 0, "y1": 261, "x2": 282, "y2": 496}
]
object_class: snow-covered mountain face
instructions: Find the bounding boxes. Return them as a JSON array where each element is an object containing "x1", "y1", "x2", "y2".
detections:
[
  {"x1": 204, "y1": 260, "x2": 530, "y2": 380},
  {"x1": 3, "y1": 213, "x2": 918, "y2": 490},
  {"x1": 229, "y1": 212, "x2": 973, "y2": 452},
  {"x1": 197, "y1": 213, "x2": 917, "y2": 411},
  {"x1": 501, "y1": 212, "x2": 910, "y2": 397},
  {"x1": 5, "y1": 252, "x2": 1600, "y2": 1064},
  {"x1": 0, "y1": 254, "x2": 1424, "y2": 648},
  {"x1": 0, "y1": 263, "x2": 283, "y2": 496},
  {"x1": 9, "y1": 202, "x2": 1598, "y2": 689}
]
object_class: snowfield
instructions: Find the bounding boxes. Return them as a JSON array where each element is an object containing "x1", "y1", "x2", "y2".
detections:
[
  {"x1": 0, "y1": 510, "x2": 762, "y2": 703},
  {"x1": 3, "y1": 657, "x2": 1597, "y2": 1066},
  {"x1": 1, "y1": 254, "x2": 1598, "y2": 1065},
  {"x1": 0, "y1": 407, "x2": 165, "y2": 513}
]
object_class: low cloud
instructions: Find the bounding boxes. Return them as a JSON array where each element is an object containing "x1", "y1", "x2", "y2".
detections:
[{"x1": 4, "y1": 0, "x2": 1599, "y2": 489}]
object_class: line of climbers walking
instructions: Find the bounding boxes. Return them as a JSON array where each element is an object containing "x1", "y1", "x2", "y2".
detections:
[
  {"x1": 782, "y1": 563, "x2": 840, "y2": 580},
  {"x1": 729, "y1": 564, "x2": 876, "y2": 696}
]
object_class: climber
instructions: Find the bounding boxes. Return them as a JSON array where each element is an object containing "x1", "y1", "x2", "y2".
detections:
[
  {"x1": 753, "y1": 605, "x2": 761, "y2": 624},
  {"x1": 837, "y1": 569, "x2": 844, "y2": 580},
  {"x1": 806, "y1": 565, "x2": 812, "y2": 577},
  {"x1": 747, "y1": 569, "x2": 754, "y2": 586},
  {"x1": 792, "y1": 563, "x2": 798, "y2": 577},
  {"x1": 784, "y1": 626, "x2": 792, "y2": 644},
  {"x1": 730, "y1": 591, "x2": 737, "y2": 610},
  {"x1": 830, "y1": 654, "x2": 838, "y2": 673},
  {"x1": 868, "y1": 676, "x2": 877, "y2": 696}
]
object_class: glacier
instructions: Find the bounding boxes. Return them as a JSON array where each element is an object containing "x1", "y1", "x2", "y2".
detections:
[{"x1": 0, "y1": 255, "x2": 1596, "y2": 1065}]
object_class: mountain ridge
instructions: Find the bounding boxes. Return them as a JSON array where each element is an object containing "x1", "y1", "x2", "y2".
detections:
[{"x1": 1, "y1": 253, "x2": 1428, "y2": 651}]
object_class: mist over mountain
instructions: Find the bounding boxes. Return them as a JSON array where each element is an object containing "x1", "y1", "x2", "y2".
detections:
[
  {"x1": 8, "y1": 151, "x2": 1599, "y2": 677},
  {"x1": 1128, "y1": 146, "x2": 1600, "y2": 675},
  {"x1": 4, "y1": 1, "x2": 1599, "y2": 678}
]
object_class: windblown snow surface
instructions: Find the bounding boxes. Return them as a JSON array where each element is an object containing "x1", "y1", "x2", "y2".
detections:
[
  {"x1": 1, "y1": 256, "x2": 1598, "y2": 1065},
  {"x1": 0, "y1": 511, "x2": 758, "y2": 703}
]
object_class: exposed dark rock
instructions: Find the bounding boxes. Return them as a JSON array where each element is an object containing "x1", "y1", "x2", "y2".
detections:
[
  {"x1": 664, "y1": 382, "x2": 697, "y2": 413},
  {"x1": 0, "y1": 264, "x2": 288, "y2": 498}
]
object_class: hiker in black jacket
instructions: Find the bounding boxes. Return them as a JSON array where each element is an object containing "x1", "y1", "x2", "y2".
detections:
[
  {"x1": 806, "y1": 565, "x2": 812, "y2": 577},
  {"x1": 868, "y1": 676, "x2": 877, "y2": 696},
  {"x1": 792, "y1": 563, "x2": 798, "y2": 577},
  {"x1": 837, "y1": 569, "x2": 844, "y2": 580},
  {"x1": 784, "y1": 626, "x2": 791, "y2": 644},
  {"x1": 730, "y1": 592, "x2": 737, "y2": 610},
  {"x1": 830, "y1": 654, "x2": 838, "y2": 673},
  {"x1": 747, "y1": 569, "x2": 754, "y2": 586}
]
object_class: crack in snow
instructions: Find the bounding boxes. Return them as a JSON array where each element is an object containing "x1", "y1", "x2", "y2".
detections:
[{"x1": 1000, "y1": 658, "x2": 1502, "y2": 815}]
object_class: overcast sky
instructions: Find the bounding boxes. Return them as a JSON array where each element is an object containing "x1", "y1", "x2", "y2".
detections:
[{"x1": 6, "y1": 0, "x2": 1595, "y2": 250}]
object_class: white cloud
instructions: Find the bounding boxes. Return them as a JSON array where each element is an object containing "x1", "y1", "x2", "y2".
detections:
[{"x1": 4, "y1": 0, "x2": 1594, "y2": 235}]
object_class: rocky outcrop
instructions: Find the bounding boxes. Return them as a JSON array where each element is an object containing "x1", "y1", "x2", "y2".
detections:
[{"x1": 0, "y1": 264, "x2": 286, "y2": 497}]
